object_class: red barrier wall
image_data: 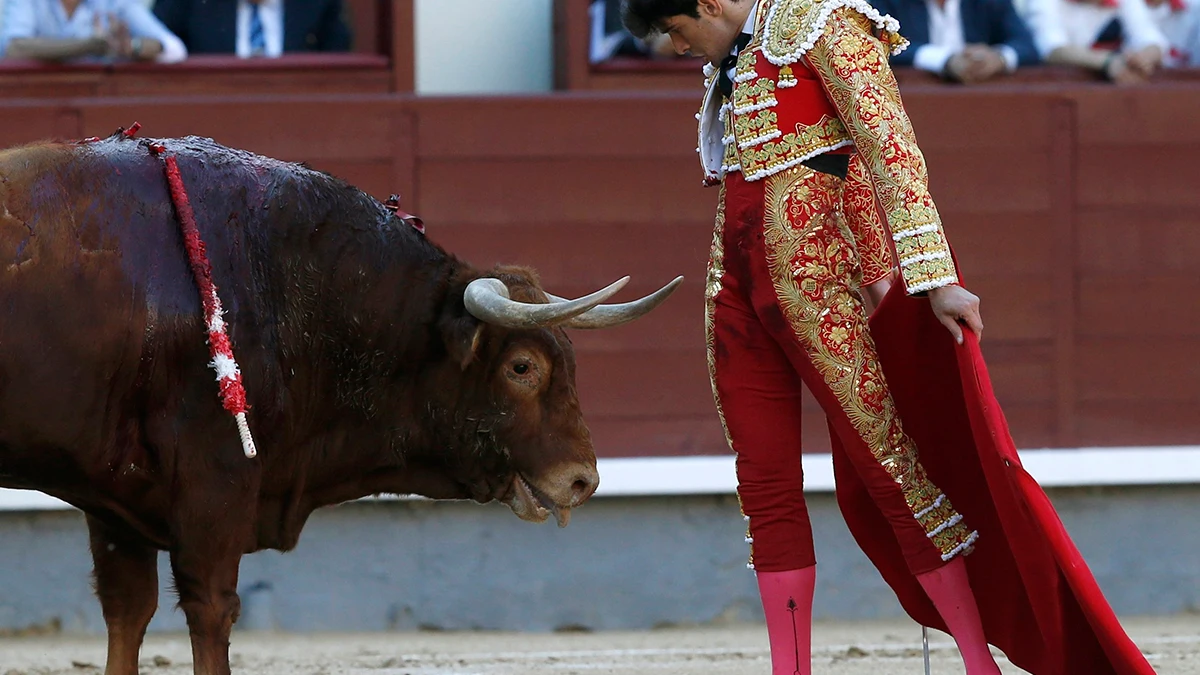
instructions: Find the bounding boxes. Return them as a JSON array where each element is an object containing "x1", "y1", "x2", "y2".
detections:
[{"x1": 0, "y1": 81, "x2": 1196, "y2": 458}]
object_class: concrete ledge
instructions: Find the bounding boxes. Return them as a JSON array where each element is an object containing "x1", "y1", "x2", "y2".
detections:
[
  {"x1": 0, "y1": 484, "x2": 1196, "y2": 633},
  {"x1": 2, "y1": 446, "x2": 1198, "y2": 510}
]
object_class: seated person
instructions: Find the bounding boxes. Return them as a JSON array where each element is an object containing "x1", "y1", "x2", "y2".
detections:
[
  {"x1": 589, "y1": 0, "x2": 675, "y2": 62},
  {"x1": 872, "y1": 0, "x2": 1041, "y2": 83},
  {"x1": 152, "y1": 0, "x2": 351, "y2": 58},
  {"x1": 0, "y1": 0, "x2": 187, "y2": 63},
  {"x1": 1016, "y1": 0, "x2": 1169, "y2": 82},
  {"x1": 1146, "y1": 0, "x2": 1200, "y2": 65}
]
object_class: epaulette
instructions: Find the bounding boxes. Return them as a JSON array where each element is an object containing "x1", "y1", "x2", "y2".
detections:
[{"x1": 760, "y1": 0, "x2": 908, "y2": 65}]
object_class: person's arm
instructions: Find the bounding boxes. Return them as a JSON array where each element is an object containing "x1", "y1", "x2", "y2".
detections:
[
  {"x1": 843, "y1": 152, "x2": 896, "y2": 289},
  {"x1": 119, "y1": 0, "x2": 188, "y2": 62},
  {"x1": 1, "y1": 0, "x2": 106, "y2": 60},
  {"x1": 808, "y1": 7, "x2": 983, "y2": 339},
  {"x1": 1117, "y1": 0, "x2": 1170, "y2": 51},
  {"x1": 5, "y1": 36, "x2": 109, "y2": 60},
  {"x1": 807, "y1": 7, "x2": 956, "y2": 294},
  {"x1": 997, "y1": 0, "x2": 1042, "y2": 66}
]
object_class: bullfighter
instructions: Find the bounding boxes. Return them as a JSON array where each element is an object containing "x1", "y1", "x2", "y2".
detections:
[{"x1": 621, "y1": 1, "x2": 1156, "y2": 674}]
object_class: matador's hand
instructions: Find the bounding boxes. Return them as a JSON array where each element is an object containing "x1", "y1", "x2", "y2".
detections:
[{"x1": 928, "y1": 285, "x2": 983, "y2": 345}]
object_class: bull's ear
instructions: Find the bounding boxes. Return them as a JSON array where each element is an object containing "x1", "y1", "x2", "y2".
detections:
[{"x1": 443, "y1": 316, "x2": 485, "y2": 370}]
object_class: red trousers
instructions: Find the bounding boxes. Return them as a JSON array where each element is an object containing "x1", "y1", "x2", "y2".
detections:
[{"x1": 705, "y1": 166, "x2": 977, "y2": 576}]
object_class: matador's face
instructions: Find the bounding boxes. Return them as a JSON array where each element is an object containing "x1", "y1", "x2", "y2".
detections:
[{"x1": 657, "y1": 0, "x2": 748, "y2": 65}]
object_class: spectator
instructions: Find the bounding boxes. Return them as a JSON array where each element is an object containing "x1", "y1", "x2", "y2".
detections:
[
  {"x1": 0, "y1": 0, "x2": 187, "y2": 63},
  {"x1": 872, "y1": 0, "x2": 1041, "y2": 83},
  {"x1": 1015, "y1": 0, "x2": 1169, "y2": 82},
  {"x1": 1146, "y1": 0, "x2": 1200, "y2": 65},
  {"x1": 152, "y1": 0, "x2": 351, "y2": 58},
  {"x1": 589, "y1": 0, "x2": 675, "y2": 62}
]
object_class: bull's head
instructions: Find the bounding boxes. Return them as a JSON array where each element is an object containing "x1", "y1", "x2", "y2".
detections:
[{"x1": 428, "y1": 266, "x2": 681, "y2": 528}]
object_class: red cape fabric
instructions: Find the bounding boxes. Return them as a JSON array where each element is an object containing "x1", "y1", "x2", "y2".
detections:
[{"x1": 829, "y1": 283, "x2": 1155, "y2": 675}]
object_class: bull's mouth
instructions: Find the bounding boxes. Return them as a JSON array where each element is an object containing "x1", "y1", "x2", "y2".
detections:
[{"x1": 500, "y1": 474, "x2": 572, "y2": 528}]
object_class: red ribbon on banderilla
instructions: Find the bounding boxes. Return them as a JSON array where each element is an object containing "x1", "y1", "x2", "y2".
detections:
[{"x1": 122, "y1": 123, "x2": 258, "y2": 459}]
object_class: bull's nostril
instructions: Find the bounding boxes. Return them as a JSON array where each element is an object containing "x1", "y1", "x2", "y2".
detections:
[{"x1": 571, "y1": 477, "x2": 597, "y2": 503}]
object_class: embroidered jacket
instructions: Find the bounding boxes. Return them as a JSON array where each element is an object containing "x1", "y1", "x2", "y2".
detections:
[{"x1": 697, "y1": 0, "x2": 958, "y2": 294}]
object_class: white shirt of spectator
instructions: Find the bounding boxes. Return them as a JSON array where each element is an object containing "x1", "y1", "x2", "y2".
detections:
[
  {"x1": 0, "y1": 0, "x2": 187, "y2": 62},
  {"x1": 1014, "y1": 0, "x2": 1169, "y2": 57},
  {"x1": 235, "y1": 0, "x2": 283, "y2": 58},
  {"x1": 1149, "y1": 0, "x2": 1200, "y2": 64},
  {"x1": 913, "y1": 0, "x2": 1020, "y2": 74}
]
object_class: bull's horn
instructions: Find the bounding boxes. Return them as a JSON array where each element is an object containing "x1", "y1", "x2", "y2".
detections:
[
  {"x1": 464, "y1": 276, "x2": 630, "y2": 329},
  {"x1": 547, "y1": 276, "x2": 684, "y2": 329}
]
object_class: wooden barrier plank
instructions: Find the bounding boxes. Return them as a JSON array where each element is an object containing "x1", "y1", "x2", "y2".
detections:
[
  {"x1": 1077, "y1": 208, "x2": 1200, "y2": 274},
  {"x1": 0, "y1": 71, "x2": 101, "y2": 98},
  {"x1": 570, "y1": 336, "x2": 1055, "y2": 417},
  {"x1": 903, "y1": 94, "x2": 1056, "y2": 151},
  {"x1": 939, "y1": 214, "x2": 1056, "y2": 276},
  {"x1": 1072, "y1": 88, "x2": 1200, "y2": 144},
  {"x1": 78, "y1": 98, "x2": 400, "y2": 162},
  {"x1": 429, "y1": 221, "x2": 711, "y2": 286},
  {"x1": 309, "y1": 160, "x2": 399, "y2": 203},
  {"x1": 107, "y1": 69, "x2": 390, "y2": 97},
  {"x1": 0, "y1": 105, "x2": 80, "y2": 147},
  {"x1": 573, "y1": 350, "x2": 711, "y2": 418},
  {"x1": 1076, "y1": 338, "x2": 1200, "y2": 401},
  {"x1": 587, "y1": 404, "x2": 1058, "y2": 458},
  {"x1": 1078, "y1": 275, "x2": 1200, "y2": 338},
  {"x1": 922, "y1": 149, "x2": 1053, "y2": 213},
  {"x1": 587, "y1": 418, "x2": 729, "y2": 458},
  {"x1": 1075, "y1": 401, "x2": 1200, "y2": 447},
  {"x1": 1076, "y1": 145, "x2": 1200, "y2": 208},
  {"x1": 417, "y1": 95, "x2": 700, "y2": 159},
  {"x1": 418, "y1": 157, "x2": 715, "y2": 225}
]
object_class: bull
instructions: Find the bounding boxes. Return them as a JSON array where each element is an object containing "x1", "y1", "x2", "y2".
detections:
[{"x1": 0, "y1": 133, "x2": 681, "y2": 675}]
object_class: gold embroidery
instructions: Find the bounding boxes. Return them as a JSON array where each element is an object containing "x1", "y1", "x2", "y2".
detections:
[
  {"x1": 807, "y1": 8, "x2": 958, "y2": 294},
  {"x1": 705, "y1": 186, "x2": 754, "y2": 568},
  {"x1": 843, "y1": 152, "x2": 894, "y2": 286},
  {"x1": 705, "y1": 184, "x2": 733, "y2": 453},
  {"x1": 731, "y1": 70, "x2": 777, "y2": 113},
  {"x1": 762, "y1": 166, "x2": 976, "y2": 559},
  {"x1": 763, "y1": 0, "x2": 907, "y2": 65},
  {"x1": 733, "y1": 111, "x2": 850, "y2": 180}
]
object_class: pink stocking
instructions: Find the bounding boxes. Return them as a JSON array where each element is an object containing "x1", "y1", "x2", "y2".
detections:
[
  {"x1": 755, "y1": 566, "x2": 816, "y2": 675},
  {"x1": 915, "y1": 557, "x2": 1002, "y2": 674}
]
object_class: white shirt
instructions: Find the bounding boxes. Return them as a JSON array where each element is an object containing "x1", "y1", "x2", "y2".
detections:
[
  {"x1": 913, "y1": 0, "x2": 1020, "y2": 73},
  {"x1": 723, "y1": 2, "x2": 758, "y2": 82},
  {"x1": 1015, "y1": 0, "x2": 1169, "y2": 56},
  {"x1": 1150, "y1": 0, "x2": 1200, "y2": 65},
  {"x1": 696, "y1": 4, "x2": 758, "y2": 181},
  {"x1": 235, "y1": 0, "x2": 283, "y2": 59},
  {"x1": 0, "y1": 0, "x2": 187, "y2": 62}
]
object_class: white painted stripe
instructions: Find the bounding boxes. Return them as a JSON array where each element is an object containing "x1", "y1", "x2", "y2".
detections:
[
  {"x1": 0, "y1": 447, "x2": 1197, "y2": 511},
  {"x1": 589, "y1": 446, "x2": 1200, "y2": 497},
  {"x1": 0, "y1": 489, "x2": 72, "y2": 510}
]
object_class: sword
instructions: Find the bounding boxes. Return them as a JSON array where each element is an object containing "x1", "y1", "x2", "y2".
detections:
[{"x1": 922, "y1": 626, "x2": 931, "y2": 675}]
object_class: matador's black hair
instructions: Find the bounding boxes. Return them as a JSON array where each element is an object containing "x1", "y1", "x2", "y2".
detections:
[{"x1": 620, "y1": 0, "x2": 702, "y2": 39}]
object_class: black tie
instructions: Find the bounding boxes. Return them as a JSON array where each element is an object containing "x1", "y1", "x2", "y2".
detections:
[{"x1": 718, "y1": 32, "x2": 753, "y2": 98}]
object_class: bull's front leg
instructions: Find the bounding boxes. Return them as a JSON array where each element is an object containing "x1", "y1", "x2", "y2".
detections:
[
  {"x1": 168, "y1": 478, "x2": 258, "y2": 675},
  {"x1": 87, "y1": 515, "x2": 160, "y2": 675}
]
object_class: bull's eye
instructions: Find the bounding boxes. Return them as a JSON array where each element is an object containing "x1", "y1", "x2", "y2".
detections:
[{"x1": 513, "y1": 363, "x2": 529, "y2": 375}]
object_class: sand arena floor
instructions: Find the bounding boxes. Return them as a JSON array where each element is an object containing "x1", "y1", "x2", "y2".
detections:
[{"x1": 2, "y1": 615, "x2": 1196, "y2": 674}]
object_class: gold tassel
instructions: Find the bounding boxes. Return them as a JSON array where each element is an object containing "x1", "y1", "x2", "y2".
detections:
[{"x1": 778, "y1": 64, "x2": 798, "y2": 88}]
